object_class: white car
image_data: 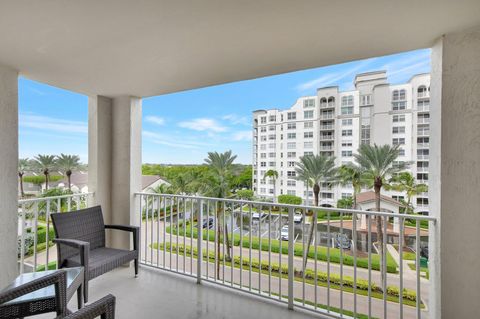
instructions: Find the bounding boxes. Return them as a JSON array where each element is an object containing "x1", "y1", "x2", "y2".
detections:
[
  {"x1": 293, "y1": 214, "x2": 303, "y2": 224},
  {"x1": 281, "y1": 226, "x2": 289, "y2": 241}
]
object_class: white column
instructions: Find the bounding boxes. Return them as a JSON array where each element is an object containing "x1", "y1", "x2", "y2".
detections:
[
  {"x1": 430, "y1": 25, "x2": 480, "y2": 319},
  {"x1": 0, "y1": 63, "x2": 18, "y2": 288},
  {"x1": 88, "y1": 95, "x2": 142, "y2": 249}
]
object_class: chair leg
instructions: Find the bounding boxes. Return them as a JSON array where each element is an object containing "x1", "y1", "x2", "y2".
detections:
[
  {"x1": 134, "y1": 258, "x2": 138, "y2": 277},
  {"x1": 83, "y1": 280, "x2": 89, "y2": 303},
  {"x1": 77, "y1": 284, "x2": 84, "y2": 309}
]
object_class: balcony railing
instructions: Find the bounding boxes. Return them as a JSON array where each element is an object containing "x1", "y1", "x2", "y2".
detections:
[
  {"x1": 320, "y1": 124, "x2": 334, "y2": 130},
  {"x1": 417, "y1": 129, "x2": 430, "y2": 136},
  {"x1": 320, "y1": 135, "x2": 334, "y2": 141},
  {"x1": 17, "y1": 192, "x2": 94, "y2": 273},
  {"x1": 417, "y1": 142, "x2": 430, "y2": 148},
  {"x1": 417, "y1": 118, "x2": 430, "y2": 125},
  {"x1": 417, "y1": 105, "x2": 430, "y2": 112},
  {"x1": 417, "y1": 154, "x2": 430, "y2": 160},
  {"x1": 134, "y1": 192, "x2": 435, "y2": 319},
  {"x1": 320, "y1": 113, "x2": 335, "y2": 120}
]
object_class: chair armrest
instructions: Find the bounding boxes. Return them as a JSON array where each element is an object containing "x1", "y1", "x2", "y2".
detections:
[
  {"x1": 53, "y1": 238, "x2": 90, "y2": 270},
  {"x1": 0, "y1": 270, "x2": 68, "y2": 317},
  {"x1": 105, "y1": 225, "x2": 140, "y2": 252},
  {"x1": 64, "y1": 294, "x2": 116, "y2": 319},
  {"x1": 54, "y1": 238, "x2": 90, "y2": 249}
]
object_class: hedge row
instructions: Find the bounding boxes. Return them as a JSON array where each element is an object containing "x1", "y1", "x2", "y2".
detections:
[
  {"x1": 153, "y1": 242, "x2": 416, "y2": 303},
  {"x1": 166, "y1": 226, "x2": 398, "y2": 273}
]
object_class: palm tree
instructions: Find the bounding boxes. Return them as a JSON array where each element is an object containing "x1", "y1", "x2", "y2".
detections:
[
  {"x1": 295, "y1": 154, "x2": 337, "y2": 271},
  {"x1": 295, "y1": 168, "x2": 312, "y2": 206},
  {"x1": 338, "y1": 164, "x2": 366, "y2": 209},
  {"x1": 387, "y1": 171, "x2": 428, "y2": 245},
  {"x1": 354, "y1": 144, "x2": 405, "y2": 286},
  {"x1": 204, "y1": 150, "x2": 237, "y2": 278},
  {"x1": 18, "y1": 158, "x2": 30, "y2": 198},
  {"x1": 147, "y1": 183, "x2": 172, "y2": 220},
  {"x1": 33, "y1": 155, "x2": 57, "y2": 191},
  {"x1": 56, "y1": 154, "x2": 81, "y2": 191},
  {"x1": 263, "y1": 169, "x2": 279, "y2": 202}
]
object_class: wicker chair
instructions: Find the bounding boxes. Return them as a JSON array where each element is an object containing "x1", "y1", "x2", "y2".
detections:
[
  {"x1": 0, "y1": 270, "x2": 116, "y2": 319},
  {"x1": 51, "y1": 206, "x2": 139, "y2": 303}
]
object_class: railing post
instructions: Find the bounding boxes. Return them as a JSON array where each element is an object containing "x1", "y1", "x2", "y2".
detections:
[
  {"x1": 197, "y1": 199, "x2": 203, "y2": 284},
  {"x1": 287, "y1": 206, "x2": 295, "y2": 310}
]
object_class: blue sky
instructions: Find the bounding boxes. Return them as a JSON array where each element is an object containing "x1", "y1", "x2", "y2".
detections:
[{"x1": 19, "y1": 48, "x2": 430, "y2": 165}]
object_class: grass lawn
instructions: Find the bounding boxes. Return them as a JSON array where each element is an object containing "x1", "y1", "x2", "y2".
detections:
[{"x1": 166, "y1": 225, "x2": 398, "y2": 273}]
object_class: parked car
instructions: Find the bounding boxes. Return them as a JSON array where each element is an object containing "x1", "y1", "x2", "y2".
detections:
[
  {"x1": 252, "y1": 212, "x2": 267, "y2": 220},
  {"x1": 335, "y1": 233, "x2": 351, "y2": 249},
  {"x1": 202, "y1": 217, "x2": 215, "y2": 229},
  {"x1": 281, "y1": 226, "x2": 289, "y2": 241},
  {"x1": 293, "y1": 214, "x2": 303, "y2": 224}
]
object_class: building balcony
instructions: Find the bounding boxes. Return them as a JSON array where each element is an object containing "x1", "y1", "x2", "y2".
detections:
[
  {"x1": 417, "y1": 105, "x2": 430, "y2": 112},
  {"x1": 417, "y1": 167, "x2": 429, "y2": 172},
  {"x1": 14, "y1": 192, "x2": 435, "y2": 319},
  {"x1": 319, "y1": 145, "x2": 333, "y2": 151},
  {"x1": 417, "y1": 129, "x2": 430, "y2": 136},
  {"x1": 319, "y1": 135, "x2": 334, "y2": 141},
  {"x1": 418, "y1": 154, "x2": 430, "y2": 160},
  {"x1": 417, "y1": 142, "x2": 430, "y2": 148},
  {"x1": 417, "y1": 118, "x2": 430, "y2": 124},
  {"x1": 320, "y1": 124, "x2": 334, "y2": 130},
  {"x1": 320, "y1": 113, "x2": 335, "y2": 120}
]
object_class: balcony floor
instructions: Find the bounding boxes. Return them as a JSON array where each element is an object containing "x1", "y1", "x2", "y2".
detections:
[{"x1": 60, "y1": 266, "x2": 320, "y2": 319}]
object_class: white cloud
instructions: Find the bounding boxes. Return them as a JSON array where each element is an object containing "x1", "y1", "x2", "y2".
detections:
[
  {"x1": 222, "y1": 114, "x2": 250, "y2": 126},
  {"x1": 142, "y1": 131, "x2": 213, "y2": 149},
  {"x1": 296, "y1": 58, "x2": 376, "y2": 92},
  {"x1": 232, "y1": 131, "x2": 252, "y2": 142},
  {"x1": 19, "y1": 114, "x2": 87, "y2": 134},
  {"x1": 178, "y1": 118, "x2": 227, "y2": 132},
  {"x1": 145, "y1": 115, "x2": 165, "y2": 126}
]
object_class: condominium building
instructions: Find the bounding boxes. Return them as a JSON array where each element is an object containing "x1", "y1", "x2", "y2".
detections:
[{"x1": 252, "y1": 70, "x2": 430, "y2": 213}]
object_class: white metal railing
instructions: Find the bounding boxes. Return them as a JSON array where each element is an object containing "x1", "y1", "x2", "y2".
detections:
[
  {"x1": 417, "y1": 154, "x2": 430, "y2": 160},
  {"x1": 17, "y1": 192, "x2": 95, "y2": 273},
  {"x1": 320, "y1": 135, "x2": 334, "y2": 141},
  {"x1": 417, "y1": 142, "x2": 430, "y2": 148},
  {"x1": 417, "y1": 118, "x2": 430, "y2": 125},
  {"x1": 320, "y1": 114, "x2": 335, "y2": 120},
  {"x1": 320, "y1": 125, "x2": 334, "y2": 130},
  {"x1": 417, "y1": 105, "x2": 430, "y2": 112},
  {"x1": 135, "y1": 192, "x2": 435, "y2": 319},
  {"x1": 417, "y1": 129, "x2": 430, "y2": 136}
]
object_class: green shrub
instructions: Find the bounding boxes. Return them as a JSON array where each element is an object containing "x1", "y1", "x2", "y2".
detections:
[{"x1": 277, "y1": 194, "x2": 302, "y2": 205}]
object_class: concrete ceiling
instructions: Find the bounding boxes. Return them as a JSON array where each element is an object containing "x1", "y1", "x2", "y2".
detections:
[{"x1": 0, "y1": 0, "x2": 479, "y2": 98}]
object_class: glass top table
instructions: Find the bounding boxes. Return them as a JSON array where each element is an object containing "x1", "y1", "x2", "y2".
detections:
[{"x1": 0, "y1": 267, "x2": 84, "y2": 317}]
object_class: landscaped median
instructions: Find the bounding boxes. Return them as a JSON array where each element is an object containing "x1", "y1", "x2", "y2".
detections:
[
  {"x1": 151, "y1": 241, "x2": 421, "y2": 307},
  {"x1": 166, "y1": 225, "x2": 398, "y2": 273}
]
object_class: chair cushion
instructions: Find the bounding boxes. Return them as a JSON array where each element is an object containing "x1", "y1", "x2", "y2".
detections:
[{"x1": 65, "y1": 247, "x2": 138, "y2": 280}]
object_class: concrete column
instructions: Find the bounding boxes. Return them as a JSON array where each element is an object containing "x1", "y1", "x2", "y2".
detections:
[
  {"x1": 0, "y1": 64, "x2": 18, "y2": 288},
  {"x1": 430, "y1": 25, "x2": 480, "y2": 319},
  {"x1": 88, "y1": 96, "x2": 142, "y2": 249}
]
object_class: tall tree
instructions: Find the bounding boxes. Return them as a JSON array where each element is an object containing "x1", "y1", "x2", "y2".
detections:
[
  {"x1": 33, "y1": 155, "x2": 57, "y2": 191},
  {"x1": 295, "y1": 167, "x2": 312, "y2": 206},
  {"x1": 386, "y1": 171, "x2": 428, "y2": 245},
  {"x1": 18, "y1": 158, "x2": 30, "y2": 198},
  {"x1": 338, "y1": 164, "x2": 366, "y2": 209},
  {"x1": 354, "y1": 144, "x2": 405, "y2": 286},
  {"x1": 263, "y1": 169, "x2": 279, "y2": 202},
  {"x1": 56, "y1": 154, "x2": 81, "y2": 191},
  {"x1": 204, "y1": 150, "x2": 237, "y2": 278},
  {"x1": 295, "y1": 154, "x2": 337, "y2": 271}
]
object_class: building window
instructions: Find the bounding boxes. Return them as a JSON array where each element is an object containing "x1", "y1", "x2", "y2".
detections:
[
  {"x1": 287, "y1": 180, "x2": 296, "y2": 186},
  {"x1": 398, "y1": 148, "x2": 405, "y2": 156},
  {"x1": 417, "y1": 198, "x2": 429, "y2": 206},
  {"x1": 341, "y1": 150, "x2": 353, "y2": 157},
  {"x1": 417, "y1": 85, "x2": 428, "y2": 98},
  {"x1": 328, "y1": 97, "x2": 335, "y2": 107},
  {"x1": 392, "y1": 138, "x2": 405, "y2": 145},
  {"x1": 260, "y1": 144, "x2": 267, "y2": 150},
  {"x1": 320, "y1": 97, "x2": 327, "y2": 108},
  {"x1": 287, "y1": 142, "x2": 296, "y2": 149},
  {"x1": 260, "y1": 127, "x2": 267, "y2": 132},
  {"x1": 304, "y1": 121, "x2": 313, "y2": 128},
  {"x1": 360, "y1": 94, "x2": 372, "y2": 106},
  {"x1": 269, "y1": 115, "x2": 276, "y2": 122},
  {"x1": 268, "y1": 143, "x2": 276, "y2": 149},
  {"x1": 269, "y1": 125, "x2": 275, "y2": 131},
  {"x1": 341, "y1": 95, "x2": 354, "y2": 115},
  {"x1": 268, "y1": 152, "x2": 275, "y2": 158},
  {"x1": 342, "y1": 193, "x2": 352, "y2": 199},
  {"x1": 393, "y1": 114, "x2": 405, "y2": 123},
  {"x1": 287, "y1": 123, "x2": 296, "y2": 130},
  {"x1": 260, "y1": 153, "x2": 266, "y2": 158},
  {"x1": 287, "y1": 161, "x2": 295, "y2": 167},
  {"x1": 260, "y1": 136, "x2": 267, "y2": 141},
  {"x1": 392, "y1": 126, "x2": 406, "y2": 134},
  {"x1": 341, "y1": 141, "x2": 353, "y2": 147},
  {"x1": 287, "y1": 112, "x2": 296, "y2": 120},
  {"x1": 268, "y1": 134, "x2": 276, "y2": 140},
  {"x1": 260, "y1": 116, "x2": 267, "y2": 124},
  {"x1": 342, "y1": 119, "x2": 353, "y2": 126},
  {"x1": 287, "y1": 152, "x2": 296, "y2": 158},
  {"x1": 342, "y1": 129, "x2": 353, "y2": 137},
  {"x1": 260, "y1": 162, "x2": 266, "y2": 167},
  {"x1": 361, "y1": 125, "x2": 370, "y2": 145},
  {"x1": 392, "y1": 89, "x2": 407, "y2": 111},
  {"x1": 269, "y1": 162, "x2": 276, "y2": 167},
  {"x1": 304, "y1": 99, "x2": 315, "y2": 108},
  {"x1": 304, "y1": 141, "x2": 313, "y2": 148},
  {"x1": 287, "y1": 190, "x2": 296, "y2": 195},
  {"x1": 287, "y1": 133, "x2": 296, "y2": 139},
  {"x1": 304, "y1": 110, "x2": 314, "y2": 119},
  {"x1": 287, "y1": 171, "x2": 296, "y2": 177},
  {"x1": 304, "y1": 131, "x2": 313, "y2": 138},
  {"x1": 304, "y1": 151, "x2": 313, "y2": 156}
]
